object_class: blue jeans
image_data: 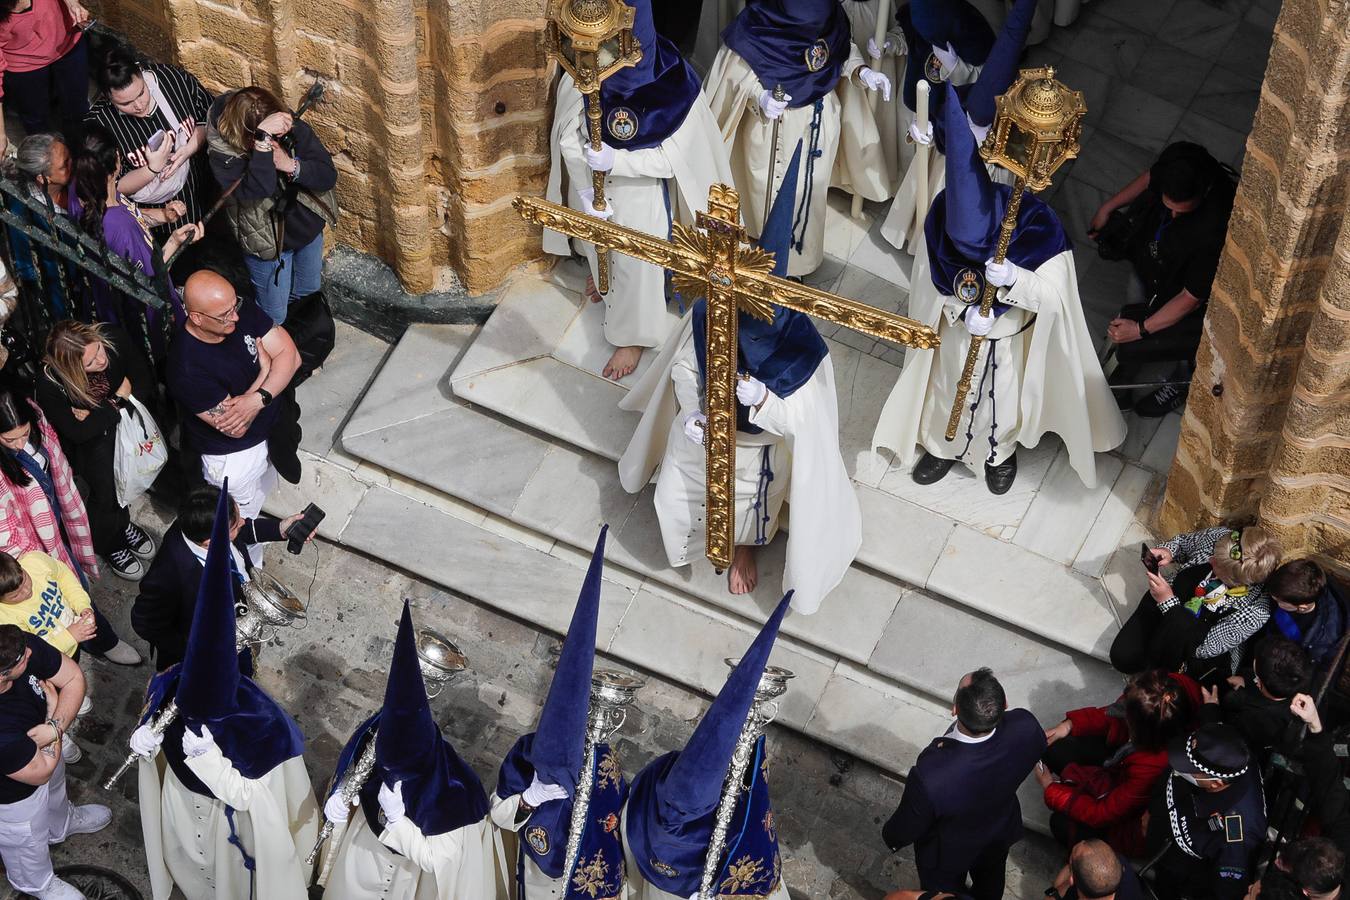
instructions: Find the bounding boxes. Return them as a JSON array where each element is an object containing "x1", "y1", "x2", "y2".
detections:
[{"x1": 243, "y1": 232, "x2": 324, "y2": 324}]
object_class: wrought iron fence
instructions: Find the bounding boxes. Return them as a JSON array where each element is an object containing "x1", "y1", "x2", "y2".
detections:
[{"x1": 0, "y1": 169, "x2": 172, "y2": 386}]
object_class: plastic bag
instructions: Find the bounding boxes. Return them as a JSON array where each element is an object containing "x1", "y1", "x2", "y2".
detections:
[{"x1": 114, "y1": 395, "x2": 168, "y2": 507}]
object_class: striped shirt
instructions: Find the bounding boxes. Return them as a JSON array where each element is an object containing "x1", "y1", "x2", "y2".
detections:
[{"x1": 84, "y1": 63, "x2": 214, "y2": 234}]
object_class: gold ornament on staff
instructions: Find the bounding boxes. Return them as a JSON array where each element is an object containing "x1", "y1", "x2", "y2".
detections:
[
  {"x1": 544, "y1": 0, "x2": 643, "y2": 295},
  {"x1": 944, "y1": 67, "x2": 1085, "y2": 441},
  {"x1": 514, "y1": 187, "x2": 940, "y2": 571}
]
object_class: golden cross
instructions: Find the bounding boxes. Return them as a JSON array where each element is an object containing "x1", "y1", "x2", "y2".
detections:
[{"x1": 515, "y1": 185, "x2": 940, "y2": 570}]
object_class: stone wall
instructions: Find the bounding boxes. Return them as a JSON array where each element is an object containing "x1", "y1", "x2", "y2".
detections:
[
  {"x1": 1159, "y1": 0, "x2": 1350, "y2": 577},
  {"x1": 97, "y1": 0, "x2": 555, "y2": 294}
]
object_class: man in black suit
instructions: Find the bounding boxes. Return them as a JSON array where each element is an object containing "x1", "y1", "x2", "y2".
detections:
[
  {"x1": 129, "y1": 484, "x2": 310, "y2": 670},
  {"x1": 882, "y1": 668, "x2": 1046, "y2": 899}
]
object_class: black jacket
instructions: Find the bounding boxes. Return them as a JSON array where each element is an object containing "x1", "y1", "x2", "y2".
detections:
[
  {"x1": 131, "y1": 516, "x2": 284, "y2": 670},
  {"x1": 34, "y1": 325, "x2": 155, "y2": 452},
  {"x1": 883, "y1": 708, "x2": 1047, "y2": 882}
]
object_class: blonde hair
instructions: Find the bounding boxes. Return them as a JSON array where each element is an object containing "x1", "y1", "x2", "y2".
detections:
[
  {"x1": 43, "y1": 320, "x2": 114, "y2": 409},
  {"x1": 1211, "y1": 526, "x2": 1282, "y2": 587},
  {"x1": 215, "y1": 87, "x2": 286, "y2": 154}
]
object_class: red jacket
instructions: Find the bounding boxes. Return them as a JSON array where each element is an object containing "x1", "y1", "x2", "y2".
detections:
[{"x1": 1043, "y1": 673, "x2": 1201, "y2": 854}]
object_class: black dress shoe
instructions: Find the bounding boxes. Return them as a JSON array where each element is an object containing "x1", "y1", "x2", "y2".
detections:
[
  {"x1": 984, "y1": 452, "x2": 1018, "y2": 494},
  {"x1": 912, "y1": 452, "x2": 956, "y2": 485}
]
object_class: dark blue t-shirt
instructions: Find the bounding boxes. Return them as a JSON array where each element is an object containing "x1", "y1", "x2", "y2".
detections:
[
  {"x1": 168, "y1": 299, "x2": 282, "y2": 456},
  {"x1": 0, "y1": 634, "x2": 63, "y2": 804}
]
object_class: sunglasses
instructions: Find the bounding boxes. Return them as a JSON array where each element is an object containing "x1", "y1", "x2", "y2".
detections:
[
  {"x1": 1228, "y1": 530, "x2": 1243, "y2": 561},
  {"x1": 0, "y1": 651, "x2": 24, "y2": 681},
  {"x1": 196, "y1": 298, "x2": 243, "y2": 323}
]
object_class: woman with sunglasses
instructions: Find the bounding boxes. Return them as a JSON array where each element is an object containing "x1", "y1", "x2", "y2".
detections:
[{"x1": 1110, "y1": 526, "x2": 1282, "y2": 679}]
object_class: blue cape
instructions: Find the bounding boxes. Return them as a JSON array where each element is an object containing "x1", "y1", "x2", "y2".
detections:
[
  {"x1": 722, "y1": 0, "x2": 852, "y2": 107},
  {"x1": 599, "y1": 0, "x2": 702, "y2": 151},
  {"x1": 140, "y1": 665, "x2": 305, "y2": 799},
  {"x1": 624, "y1": 735, "x2": 781, "y2": 897},
  {"x1": 897, "y1": 0, "x2": 994, "y2": 113},
  {"x1": 497, "y1": 733, "x2": 629, "y2": 897},
  {"x1": 925, "y1": 185, "x2": 1070, "y2": 300},
  {"x1": 327, "y1": 603, "x2": 490, "y2": 838}
]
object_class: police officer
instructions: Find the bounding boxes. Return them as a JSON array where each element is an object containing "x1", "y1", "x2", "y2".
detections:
[{"x1": 1144, "y1": 723, "x2": 1266, "y2": 900}]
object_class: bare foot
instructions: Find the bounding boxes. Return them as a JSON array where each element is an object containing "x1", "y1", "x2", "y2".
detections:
[
  {"x1": 603, "y1": 345, "x2": 642, "y2": 380},
  {"x1": 585, "y1": 275, "x2": 603, "y2": 304},
  {"x1": 727, "y1": 545, "x2": 758, "y2": 595}
]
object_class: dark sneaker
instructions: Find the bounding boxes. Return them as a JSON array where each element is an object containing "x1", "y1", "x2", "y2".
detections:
[
  {"x1": 125, "y1": 522, "x2": 156, "y2": 559},
  {"x1": 107, "y1": 548, "x2": 145, "y2": 581},
  {"x1": 1135, "y1": 383, "x2": 1189, "y2": 417}
]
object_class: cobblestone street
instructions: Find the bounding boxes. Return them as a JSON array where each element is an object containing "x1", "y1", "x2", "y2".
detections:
[{"x1": 26, "y1": 491, "x2": 1061, "y2": 899}]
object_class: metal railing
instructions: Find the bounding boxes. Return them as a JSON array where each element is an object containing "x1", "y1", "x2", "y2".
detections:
[{"x1": 0, "y1": 169, "x2": 172, "y2": 383}]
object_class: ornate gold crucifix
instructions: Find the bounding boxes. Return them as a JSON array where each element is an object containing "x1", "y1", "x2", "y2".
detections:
[{"x1": 515, "y1": 187, "x2": 940, "y2": 570}]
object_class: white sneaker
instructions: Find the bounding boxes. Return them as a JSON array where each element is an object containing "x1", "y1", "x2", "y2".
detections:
[
  {"x1": 60, "y1": 734, "x2": 82, "y2": 764},
  {"x1": 77, "y1": 693, "x2": 91, "y2": 717},
  {"x1": 66, "y1": 803, "x2": 111, "y2": 836},
  {"x1": 103, "y1": 640, "x2": 143, "y2": 666},
  {"x1": 33, "y1": 876, "x2": 86, "y2": 900}
]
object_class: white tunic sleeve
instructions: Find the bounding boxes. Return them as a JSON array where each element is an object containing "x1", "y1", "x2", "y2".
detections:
[
  {"x1": 185, "y1": 745, "x2": 262, "y2": 810},
  {"x1": 608, "y1": 145, "x2": 676, "y2": 180},
  {"x1": 489, "y1": 792, "x2": 526, "y2": 832},
  {"x1": 671, "y1": 345, "x2": 703, "y2": 413},
  {"x1": 380, "y1": 818, "x2": 466, "y2": 878}
]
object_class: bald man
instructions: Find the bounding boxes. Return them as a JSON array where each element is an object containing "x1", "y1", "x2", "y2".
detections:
[
  {"x1": 1049, "y1": 839, "x2": 1143, "y2": 900},
  {"x1": 167, "y1": 271, "x2": 301, "y2": 564}
]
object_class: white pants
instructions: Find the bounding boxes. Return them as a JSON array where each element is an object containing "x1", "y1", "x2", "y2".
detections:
[
  {"x1": 0, "y1": 758, "x2": 73, "y2": 894},
  {"x1": 202, "y1": 442, "x2": 277, "y2": 567}
]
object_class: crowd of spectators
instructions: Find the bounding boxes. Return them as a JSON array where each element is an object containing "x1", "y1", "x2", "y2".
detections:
[
  {"x1": 883, "y1": 530, "x2": 1350, "y2": 900},
  {"x1": 0, "y1": 16, "x2": 332, "y2": 895}
]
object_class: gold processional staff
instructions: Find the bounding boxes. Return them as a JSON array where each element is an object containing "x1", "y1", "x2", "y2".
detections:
[
  {"x1": 544, "y1": 0, "x2": 643, "y2": 295},
  {"x1": 943, "y1": 67, "x2": 1086, "y2": 440}
]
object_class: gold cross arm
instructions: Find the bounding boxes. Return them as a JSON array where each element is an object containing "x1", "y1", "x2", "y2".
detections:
[{"x1": 514, "y1": 185, "x2": 939, "y2": 571}]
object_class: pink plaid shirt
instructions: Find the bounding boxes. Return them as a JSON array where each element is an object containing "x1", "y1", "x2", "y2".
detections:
[{"x1": 0, "y1": 401, "x2": 97, "y2": 580}]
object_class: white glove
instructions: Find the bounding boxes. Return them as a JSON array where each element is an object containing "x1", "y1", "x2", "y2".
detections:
[
  {"x1": 522, "y1": 774, "x2": 570, "y2": 808},
  {"x1": 968, "y1": 114, "x2": 991, "y2": 144},
  {"x1": 857, "y1": 67, "x2": 892, "y2": 102},
  {"x1": 964, "y1": 306, "x2": 995, "y2": 337},
  {"x1": 324, "y1": 790, "x2": 354, "y2": 824},
  {"x1": 758, "y1": 89, "x2": 791, "y2": 120},
  {"x1": 582, "y1": 141, "x2": 615, "y2": 173},
  {"x1": 931, "y1": 42, "x2": 960, "y2": 72},
  {"x1": 736, "y1": 375, "x2": 768, "y2": 408},
  {"x1": 683, "y1": 411, "x2": 707, "y2": 445},
  {"x1": 181, "y1": 724, "x2": 215, "y2": 759},
  {"x1": 866, "y1": 37, "x2": 894, "y2": 59},
  {"x1": 576, "y1": 187, "x2": 614, "y2": 221},
  {"x1": 130, "y1": 723, "x2": 163, "y2": 758},
  {"x1": 984, "y1": 257, "x2": 1020, "y2": 288},
  {"x1": 908, "y1": 120, "x2": 933, "y2": 146},
  {"x1": 378, "y1": 780, "x2": 406, "y2": 825}
]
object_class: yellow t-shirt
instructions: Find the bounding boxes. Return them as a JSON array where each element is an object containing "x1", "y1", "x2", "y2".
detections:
[{"x1": 0, "y1": 551, "x2": 92, "y2": 657}]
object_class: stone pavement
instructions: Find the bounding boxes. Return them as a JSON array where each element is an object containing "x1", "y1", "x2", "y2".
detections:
[{"x1": 34, "y1": 465, "x2": 1062, "y2": 900}]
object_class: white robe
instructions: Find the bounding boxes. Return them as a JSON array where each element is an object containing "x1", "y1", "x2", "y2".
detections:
[
  {"x1": 322, "y1": 809, "x2": 505, "y2": 900},
  {"x1": 839, "y1": 0, "x2": 909, "y2": 197},
  {"x1": 489, "y1": 793, "x2": 565, "y2": 900},
  {"x1": 703, "y1": 46, "x2": 886, "y2": 276},
  {"x1": 872, "y1": 234, "x2": 1126, "y2": 487},
  {"x1": 619, "y1": 312, "x2": 861, "y2": 615},
  {"x1": 619, "y1": 803, "x2": 790, "y2": 900},
  {"x1": 878, "y1": 54, "x2": 982, "y2": 252},
  {"x1": 545, "y1": 74, "x2": 733, "y2": 350},
  {"x1": 137, "y1": 749, "x2": 318, "y2": 900}
]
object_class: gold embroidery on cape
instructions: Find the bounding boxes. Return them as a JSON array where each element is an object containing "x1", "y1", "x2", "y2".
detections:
[
  {"x1": 596, "y1": 748, "x2": 622, "y2": 792},
  {"x1": 571, "y1": 851, "x2": 617, "y2": 899},
  {"x1": 720, "y1": 855, "x2": 770, "y2": 894}
]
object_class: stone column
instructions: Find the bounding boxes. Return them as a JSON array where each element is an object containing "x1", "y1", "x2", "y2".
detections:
[{"x1": 1158, "y1": 0, "x2": 1350, "y2": 575}]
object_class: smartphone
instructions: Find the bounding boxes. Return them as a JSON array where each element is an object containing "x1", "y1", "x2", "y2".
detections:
[
  {"x1": 146, "y1": 129, "x2": 167, "y2": 152},
  {"x1": 1141, "y1": 543, "x2": 1160, "y2": 574}
]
